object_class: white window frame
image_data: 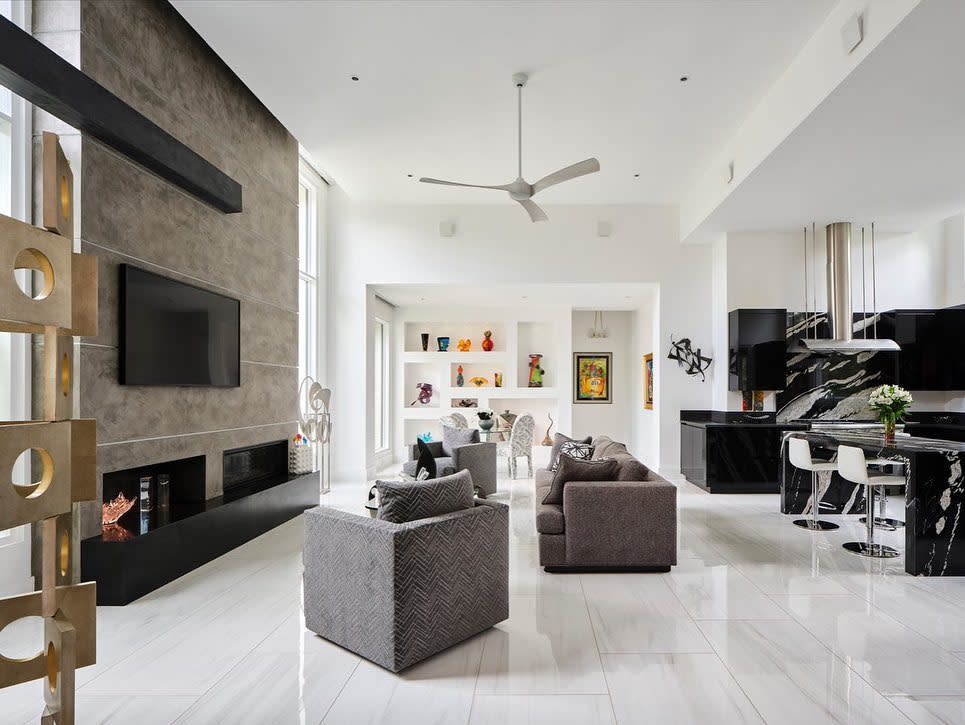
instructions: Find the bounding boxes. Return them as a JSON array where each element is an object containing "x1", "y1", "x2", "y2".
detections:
[
  {"x1": 373, "y1": 317, "x2": 390, "y2": 453},
  {"x1": 297, "y1": 160, "x2": 327, "y2": 387},
  {"x1": 0, "y1": 0, "x2": 35, "y2": 596}
]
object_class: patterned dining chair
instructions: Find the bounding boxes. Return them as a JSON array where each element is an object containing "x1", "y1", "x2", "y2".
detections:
[
  {"x1": 439, "y1": 412, "x2": 469, "y2": 429},
  {"x1": 498, "y1": 414, "x2": 535, "y2": 479}
]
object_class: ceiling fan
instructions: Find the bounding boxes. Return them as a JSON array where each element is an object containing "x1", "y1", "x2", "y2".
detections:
[{"x1": 419, "y1": 73, "x2": 600, "y2": 222}]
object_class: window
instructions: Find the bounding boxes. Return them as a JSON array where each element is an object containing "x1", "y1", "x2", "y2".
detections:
[
  {"x1": 297, "y1": 161, "x2": 327, "y2": 387},
  {"x1": 373, "y1": 318, "x2": 389, "y2": 451}
]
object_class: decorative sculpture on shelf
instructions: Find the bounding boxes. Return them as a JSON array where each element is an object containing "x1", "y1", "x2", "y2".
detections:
[
  {"x1": 420, "y1": 333, "x2": 429, "y2": 351},
  {"x1": 297, "y1": 376, "x2": 333, "y2": 492},
  {"x1": 102, "y1": 492, "x2": 136, "y2": 526},
  {"x1": 457, "y1": 338, "x2": 471, "y2": 352},
  {"x1": 667, "y1": 336, "x2": 713, "y2": 382},
  {"x1": 456, "y1": 366, "x2": 465, "y2": 387},
  {"x1": 542, "y1": 413, "x2": 554, "y2": 446},
  {"x1": 437, "y1": 336, "x2": 450, "y2": 352},
  {"x1": 469, "y1": 376, "x2": 488, "y2": 387},
  {"x1": 410, "y1": 382, "x2": 434, "y2": 405},
  {"x1": 482, "y1": 330, "x2": 494, "y2": 351},
  {"x1": 528, "y1": 353, "x2": 544, "y2": 387},
  {"x1": 493, "y1": 372, "x2": 503, "y2": 388}
]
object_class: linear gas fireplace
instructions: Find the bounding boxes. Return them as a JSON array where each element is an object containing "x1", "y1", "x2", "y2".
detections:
[{"x1": 222, "y1": 440, "x2": 288, "y2": 499}]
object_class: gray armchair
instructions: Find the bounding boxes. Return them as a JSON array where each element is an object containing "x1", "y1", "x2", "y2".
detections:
[
  {"x1": 403, "y1": 440, "x2": 497, "y2": 496},
  {"x1": 303, "y1": 501, "x2": 509, "y2": 672}
]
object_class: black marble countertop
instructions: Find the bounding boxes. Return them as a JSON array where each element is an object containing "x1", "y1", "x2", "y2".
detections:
[
  {"x1": 788, "y1": 429, "x2": 965, "y2": 454},
  {"x1": 681, "y1": 420, "x2": 808, "y2": 429}
]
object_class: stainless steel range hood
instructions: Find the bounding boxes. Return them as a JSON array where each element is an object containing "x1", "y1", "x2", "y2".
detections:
[{"x1": 795, "y1": 222, "x2": 899, "y2": 352}]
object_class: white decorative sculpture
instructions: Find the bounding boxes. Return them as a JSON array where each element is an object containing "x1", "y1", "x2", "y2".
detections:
[{"x1": 298, "y1": 376, "x2": 332, "y2": 493}]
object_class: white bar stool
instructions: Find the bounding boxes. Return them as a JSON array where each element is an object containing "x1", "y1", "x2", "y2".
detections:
[
  {"x1": 859, "y1": 460, "x2": 906, "y2": 530},
  {"x1": 837, "y1": 444, "x2": 905, "y2": 558},
  {"x1": 788, "y1": 437, "x2": 839, "y2": 531}
]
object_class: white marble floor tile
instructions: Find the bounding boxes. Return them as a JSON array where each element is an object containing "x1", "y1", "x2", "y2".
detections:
[
  {"x1": 321, "y1": 633, "x2": 483, "y2": 724},
  {"x1": 509, "y1": 545, "x2": 584, "y2": 597},
  {"x1": 603, "y1": 653, "x2": 763, "y2": 724},
  {"x1": 699, "y1": 619, "x2": 911, "y2": 724},
  {"x1": 775, "y1": 594, "x2": 965, "y2": 696},
  {"x1": 469, "y1": 694, "x2": 615, "y2": 725},
  {"x1": 476, "y1": 595, "x2": 608, "y2": 694},
  {"x1": 889, "y1": 696, "x2": 965, "y2": 724},
  {"x1": 74, "y1": 695, "x2": 197, "y2": 725},
  {"x1": 666, "y1": 564, "x2": 790, "y2": 620},
  {"x1": 581, "y1": 574, "x2": 712, "y2": 653},
  {"x1": 176, "y1": 649, "x2": 358, "y2": 725}
]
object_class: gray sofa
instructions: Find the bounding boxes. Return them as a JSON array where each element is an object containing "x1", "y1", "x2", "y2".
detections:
[
  {"x1": 535, "y1": 436, "x2": 677, "y2": 572},
  {"x1": 303, "y1": 499, "x2": 509, "y2": 672},
  {"x1": 403, "y1": 440, "x2": 497, "y2": 496}
]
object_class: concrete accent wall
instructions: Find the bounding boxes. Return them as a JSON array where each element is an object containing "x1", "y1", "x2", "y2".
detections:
[{"x1": 33, "y1": 0, "x2": 299, "y2": 538}]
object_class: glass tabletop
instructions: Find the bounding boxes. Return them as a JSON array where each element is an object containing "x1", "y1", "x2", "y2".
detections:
[{"x1": 479, "y1": 428, "x2": 510, "y2": 441}]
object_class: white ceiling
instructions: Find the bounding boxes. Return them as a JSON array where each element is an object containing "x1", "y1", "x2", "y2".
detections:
[
  {"x1": 372, "y1": 283, "x2": 655, "y2": 310},
  {"x1": 687, "y1": 0, "x2": 965, "y2": 237},
  {"x1": 172, "y1": 0, "x2": 835, "y2": 205}
]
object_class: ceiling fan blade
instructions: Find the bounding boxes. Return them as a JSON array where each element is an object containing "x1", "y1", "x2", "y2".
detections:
[
  {"x1": 531, "y1": 158, "x2": 600, "y2": 195},
  {"x1": 516, "y1": 198, "x2": 548, "y2": 222},
  {"x1": 419, "y1": 177, "x2": 513, "y2": 191}
]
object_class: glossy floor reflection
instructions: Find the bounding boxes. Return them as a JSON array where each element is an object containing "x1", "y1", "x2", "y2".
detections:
[{"x1": 2, "y1": 469, "x2": 961, "y2": 723}]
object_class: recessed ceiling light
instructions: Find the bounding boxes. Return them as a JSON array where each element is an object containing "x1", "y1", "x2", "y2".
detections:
[
  {"x1": 407, "y1": 173, "x2": 413, "y2": 178},
  {"x1": 679, "y1": 76, "x2": 689, "y2": 82},
  {"x1": 633, "y1": 173, "x2": 640, "y2": 178},
  {"x1": 351, "y1": 75, "x2": 360, "y2": 82}
]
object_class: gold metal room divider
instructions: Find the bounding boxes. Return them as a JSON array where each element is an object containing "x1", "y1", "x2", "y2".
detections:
[{"x1": 0, "y1": 132, "x2": 98, "y2": 724}]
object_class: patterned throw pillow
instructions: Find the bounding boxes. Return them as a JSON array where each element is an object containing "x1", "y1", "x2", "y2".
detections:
[
  {"x1": 376, "y1": 469, "x2": 475, "y2": 523},
  {"x1": 549, "y1": 433, "x2": 592, "y2": 470},
  {"x1": 442, "y1": 424, "x2": 480, "y2": 457},
  {"x1": 541, "y1": 455, "x2": 620, "y2": 505},
  {"x1": 551, "y1": 441, "x2": 594, "y2": 471}
]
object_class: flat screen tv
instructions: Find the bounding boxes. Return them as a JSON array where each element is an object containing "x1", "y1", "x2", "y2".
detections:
[{"x1": 120, "y1": 264, "x2": 240, "y2": 387}]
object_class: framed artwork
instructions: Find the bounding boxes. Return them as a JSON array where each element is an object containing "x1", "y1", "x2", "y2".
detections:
[
  {"x1": 644, "y1": 353, "x2": 654, "y2": 409},
  {"x1": 574, "y1": 352, "x2": 612, "y2": 404}
]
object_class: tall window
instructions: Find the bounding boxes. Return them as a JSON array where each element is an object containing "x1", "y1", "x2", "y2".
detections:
[
  {"x1": 373, "y1": 318, "x2": 389, "y2": 451},
  {"x1": 297, "y1": 160, "x2": 327, "y2": 387}
]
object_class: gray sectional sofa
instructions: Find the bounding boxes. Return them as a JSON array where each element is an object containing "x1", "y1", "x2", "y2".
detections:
[{"x1": 535, "y1": 436, "x2": 677, "y2": 572}]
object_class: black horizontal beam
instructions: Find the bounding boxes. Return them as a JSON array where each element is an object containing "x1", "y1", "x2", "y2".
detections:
[{"x1": 0, "y1": 16, "x2": 242, "y2": 213}]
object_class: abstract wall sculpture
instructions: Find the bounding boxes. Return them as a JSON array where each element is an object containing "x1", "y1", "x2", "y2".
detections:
[
  {"x1": 0, "y1": 133, "x2": 98, "y2": 724},
  {"x1": 297, "y1": 376, "x2": 332, "y2": 493},
  {"x1": 667, "y1": 336, "x2": 713, "y2": 382}
]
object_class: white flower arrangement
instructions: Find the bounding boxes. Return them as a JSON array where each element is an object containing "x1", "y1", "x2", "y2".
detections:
[{"x1": 868, "y1": 384, "x2": 913, "y2": 431}]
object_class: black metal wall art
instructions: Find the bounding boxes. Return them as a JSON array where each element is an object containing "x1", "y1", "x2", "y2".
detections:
[
  {"x1": 668, "y1": 336, "x2": 713, "y2": 381},
  {"x1": 0, "y1": 16, "x2": 243, "y2": 213}
]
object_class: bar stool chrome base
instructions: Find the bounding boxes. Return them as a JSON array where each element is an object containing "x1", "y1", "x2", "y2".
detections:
[
  {"x1": 793, "y1": 518, "x2": 839, "y2": 531},
  {"x1": 843, "y1": 541, "x2": 900, "y2": 558},
  {"x1": 859, "y1": 516, "x2": 905, "y2": 530}
]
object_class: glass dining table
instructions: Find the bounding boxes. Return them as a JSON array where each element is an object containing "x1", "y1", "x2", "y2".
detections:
[{"x1": 479, "y1": 427, "x2": 511, "y2": 443}]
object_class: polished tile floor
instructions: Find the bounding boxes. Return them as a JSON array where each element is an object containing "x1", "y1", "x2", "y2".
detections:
[{"x1": 3, "y1": 470, "x2": 965, "y2": 724}]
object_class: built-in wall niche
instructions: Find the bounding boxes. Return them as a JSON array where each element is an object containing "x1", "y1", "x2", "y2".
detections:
[
  {"x1": 404, "y1": 322, "x2": 507, "y2": 352},
  {"x1": 404, "y1": 362, "x2": 441, "y2": 408},
  {"x1": 101, "y1": 454, "x2": 206, "y2": 537},
  {"x1": 451, "y1": 397, "x2": 479, "y2": 409},
  {"x1": 451, "y1": 362, "x2": 505, "y2": 390},
  {"x1": 517, "y1": 321, "x2": 556, "y2": 387},
  {"x1": 403, "y1": 420, "x2": 442, "y2": 449},
  {"x1": 223, "y1": 440, "x2": 288, "y2": 499}
]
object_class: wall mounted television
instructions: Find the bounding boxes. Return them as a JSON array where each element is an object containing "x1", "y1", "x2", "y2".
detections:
[{"x1": 120, "y1": 264, "x2": 240, "y2": 387}]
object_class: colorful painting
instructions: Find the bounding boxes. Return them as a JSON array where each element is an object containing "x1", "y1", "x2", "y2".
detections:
[
  {"x1": 644, "y1": 353, "x2": 654, "y2": 410},
  {"x1": 574, "y1": 352, "x2": 612, "y2": 404}
]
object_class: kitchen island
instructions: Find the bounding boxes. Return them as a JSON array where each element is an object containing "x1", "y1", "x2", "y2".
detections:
[{"x1": 782, "y1": 429, "x2": 965, "y2": 576}]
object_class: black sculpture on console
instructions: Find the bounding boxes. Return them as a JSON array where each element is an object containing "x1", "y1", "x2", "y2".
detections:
[{"x1": 667, "y1": 336, "x2": 713, "y2": 381}]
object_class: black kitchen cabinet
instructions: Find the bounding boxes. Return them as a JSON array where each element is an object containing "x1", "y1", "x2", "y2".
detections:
[
  {"x1": 681, "y1": 420, "x2": 807, "y2": 493},
  {"x1": 878, "y1": 308, "x2": 965, "y2": 390},
  {"x1": 728, "y1": 308, "x2": 787, "y2": 391}
]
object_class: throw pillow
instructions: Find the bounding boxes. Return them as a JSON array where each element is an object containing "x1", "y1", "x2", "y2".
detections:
[
  {"x1": 549, "y1": 432, "x2": 592, "y2": 470},
  {"x1": 442, "y1": 424, "x2": 480, "y2": 457},
  {"x1": 541, "y1": 455, "x2": 620, "y2": 505},
  {"x1": 552, "y1": 440, "x2": 594, "y2": 471},
  {"x1": 592, "y1": 436, "x2": 629, "y2": 460},
  {"x1": 415, "y1": 438, "x2": 437, "y2": 480},
  {"x1": 616, "y1": 456, "x2": 650, "y2": 481},
  {"x1": 376, "y1": 469, "x2": 475, "y2": 523}
]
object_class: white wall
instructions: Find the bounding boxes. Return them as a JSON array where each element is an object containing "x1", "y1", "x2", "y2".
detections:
[
  {"x1": 630, "y1": 292, "x2": 659, "y2": 466},
  {"x1": 328, "y1": 194, "x2": 713, "y2": 478},
  {"x1": 366, "y1": 294, "x2": 395, "y2": 475},
  {"x1": 571, "y1": 311, "x2": 633, "y2": 444}
]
